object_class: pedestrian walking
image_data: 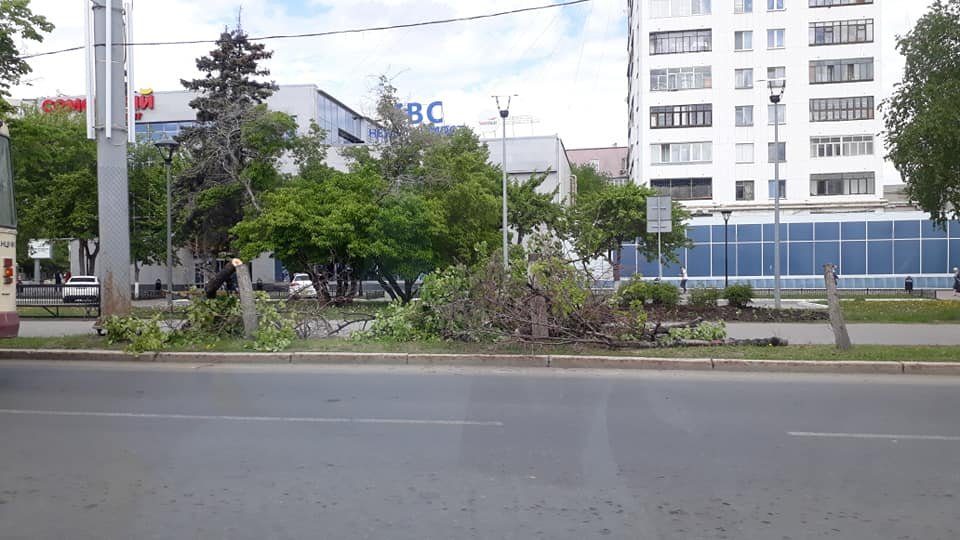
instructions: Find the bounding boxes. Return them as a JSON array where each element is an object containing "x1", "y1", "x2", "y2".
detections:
[
  {"x1": 953, "y1": 267, "x2": 960, "y2": 296},
  {"x1": 54, "y1": 271, "x2": 62, "y2": 285},
  {"x1": 680, "y1": 266, "x2": 688, "y2": 293}
]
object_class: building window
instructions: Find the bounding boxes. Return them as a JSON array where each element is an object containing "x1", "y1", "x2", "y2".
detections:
[
  {"x1": 735, "y1": 31, "x2": 753, "y2": 51},
  {"x1": 810, "y1": 134, "x2": 874, "y2": 157},
  {"x1": 651, "y1": 141, "x2": 713, "y2": 164},
  {"x1": 768, "y1": 142, "x2": 786, "y2": 162},
  {"x1": 735, "y1": 105, "x2": 754, "y2": 126},
  {"x1": 767, "y1": 29, "x2": 786, "y2": 49},
  {"x1": 809, "y1": 96, "x2": 875, "y2": 122},
  {"x1": 589, "y1": 159, "x2": 601, "y2": 170},
  {"x1": 735, "y1": 0, "x2": 753, "y2": 13},
  {"x1": 768, "y1": 0, "x2": 785, "y2": 9},
  {"x1": 767, "y1": 103, "x2": 786, "y2": 125},
  {"x1": 650, "y1": 66, "x2": 712, "y2": 91},
  {"x1": 767, "y1": 66, "x2": 786, "y2": 83},
  {"x1": 768, "y1": 179, "x2": 786, "y2": 199},
  {"x1": 736, "y1": 180, "x2": 755, "y2": 201},
  {"x1": 650, "y1": 29, "x2": 713, "y2": 55},
  {"x1": 809, "y1": 0, "x2": 872, "y2": 7},
  {"x1": 650, "y1": 0, "x2": 712, "y2": 18},
  {"x1": 735, "y1": 68, "x2": 754, "y2": 88},
  {"x1": 650, "y1": 104, "x2": 713, "y2": 128},
  {"x1": 736, "y1": 143, "x2": 755, "y2": 163},
  {"x1": 810, "y1": 172, "x2": 876, "y2": 196},
  {"x1": 809, "y1": 57, "x2": 874, "y2": 84},
  {"x1": 650, "y1": 177, "x2": 713, "y2": 200},
  {"x1": 810, "y1": 19, "x2": 874, "y2": 46}
]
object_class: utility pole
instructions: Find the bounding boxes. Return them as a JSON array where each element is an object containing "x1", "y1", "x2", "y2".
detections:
[
  {"x1": 493, "y1": 95, "x2": 515, "y2": 271},
  {"x1": 88, "y1": 0, "x2": 134, "y2": 316}
]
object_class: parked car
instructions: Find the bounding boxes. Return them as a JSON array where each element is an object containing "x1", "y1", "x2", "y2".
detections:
[
  {"x1": 62, "y1": 275, "x2": 100, "y2": 303},
  {"x1": 288, "y1": 273, "x2": 317, "y2": 298}
]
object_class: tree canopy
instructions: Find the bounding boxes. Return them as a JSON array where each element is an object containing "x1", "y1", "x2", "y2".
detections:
[
  {"x1": 884, "y1": 0, "x2": 960, "y2": 224},
  {"x1": 0, "y1": 0, "x2": 53, "y2": 111}
]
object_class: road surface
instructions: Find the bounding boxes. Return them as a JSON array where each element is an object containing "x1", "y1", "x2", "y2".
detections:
[{"x1": 1, "y1": 361, "x2": 958, "y2": 539}]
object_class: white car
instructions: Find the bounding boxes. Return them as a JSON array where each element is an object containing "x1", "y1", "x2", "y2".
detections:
[
  {"x1": 62, "y1": 275, "x2": 100, "y2": 303},
  {"x1": 288, "y1": 273, "x2": 317, "y2": 298}
]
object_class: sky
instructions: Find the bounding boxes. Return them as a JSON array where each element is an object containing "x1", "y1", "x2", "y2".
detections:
[{"x1": 9, "y1": 0, "x2": 934, "y2": 149}]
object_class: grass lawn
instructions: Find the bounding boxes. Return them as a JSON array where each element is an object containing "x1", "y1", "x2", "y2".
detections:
[
  {"x1": 838, "y1": 300, "x2": 960, "y2": 323},
  {"x1": 1, "y1": 335, "x2": 957, "y2": 363}
]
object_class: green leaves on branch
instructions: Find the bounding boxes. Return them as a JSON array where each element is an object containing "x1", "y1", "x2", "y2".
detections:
[{"x1": 884, "y1": 0, "x2": 960, "y2": 224}]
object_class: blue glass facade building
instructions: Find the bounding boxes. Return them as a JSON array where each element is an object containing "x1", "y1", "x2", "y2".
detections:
[{"x1": 621, "y1": 214, "x2": 960, "y2": 289}]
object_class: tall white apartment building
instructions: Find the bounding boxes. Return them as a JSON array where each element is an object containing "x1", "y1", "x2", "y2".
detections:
[
  {"x1": 629, "y1": 0, "x2": 883, "y2": 209},
  {"x1": 624, "y1": 0, "x2": 960, "y2": 289}
]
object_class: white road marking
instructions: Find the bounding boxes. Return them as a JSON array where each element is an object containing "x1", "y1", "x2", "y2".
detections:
[
  {"x1": 789, "y1": 431, "x2": 960, "y2": 441},
  {"x1": 0, "y1": 408, "x2": 503, "y2": 427}
]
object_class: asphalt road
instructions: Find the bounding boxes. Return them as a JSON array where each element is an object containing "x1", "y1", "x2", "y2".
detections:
[{"x1": 1, "y1": 362, "x2": 959, "y2": 540}]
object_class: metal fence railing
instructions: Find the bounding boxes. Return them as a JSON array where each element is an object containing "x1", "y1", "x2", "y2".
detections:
[{"x1": 16, "y1": 283, "x2": 101, "y2": 318}]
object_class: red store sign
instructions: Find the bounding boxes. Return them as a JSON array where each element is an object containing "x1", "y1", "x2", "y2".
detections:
[{"x1": 41, "y1": 94, "x2": 155, "y2": 120}]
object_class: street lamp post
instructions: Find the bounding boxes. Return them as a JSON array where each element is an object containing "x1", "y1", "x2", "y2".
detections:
[
  {"x1": 154, "y1": 136, "x2": 179, "y2": 309},
  {"x1": 494, "y1": 95, "x2": 515, "y2": 271},
  {"x1": 769, "y1": 80, "x2": 785, "y2": 310},
  {"x1": 721, "y1": 209, "x2": 732, "y2": 288}
]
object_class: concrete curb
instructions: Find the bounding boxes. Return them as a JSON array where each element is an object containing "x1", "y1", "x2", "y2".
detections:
[{"x1": 1, "y1": 349, "x2": 959, "y2": 375}]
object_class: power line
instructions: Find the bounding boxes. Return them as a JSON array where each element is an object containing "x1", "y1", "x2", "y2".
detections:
[{"x1": 19, "y1": 0, "x2": 591, "y2": 61}]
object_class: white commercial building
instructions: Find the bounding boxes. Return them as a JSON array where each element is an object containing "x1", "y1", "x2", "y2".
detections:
[
  {"x1": 625, "y1": 0, "x2": 960, "y2": 289},
  {"x1": 483, "y1": 135, "x2": 574, "y2": 206}
]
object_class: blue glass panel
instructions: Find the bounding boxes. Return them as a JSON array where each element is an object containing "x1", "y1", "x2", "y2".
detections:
[
  {"x1": 922, "y1": 221, "x2": 947, "y2": 239},
  {"x1": 894, "y1": 220, "x2": 921, "y2": 239},
  {"x1": 712, "y1": 225, "x2": 736, "y2": 243},
  {"x1": 620, "y1": 245, "x2": 638, "y2": 277},
  {"x1": 921, "y1": 240, "x2": 948, "y2": 274},
  {"x1": 840, "y1": 241, "x2": 866, "y2": 275},
  {"x1": 687, "y1": 226, "x2": 710, "y2": 244},
  {"x1": 893, "y1": 240, "x2": 921, "y2": 274},
  {"x1": 789, "y1": 223, "x2": 814, "y2": 241},
  {"x1": 950, "y1": 240, "x2": 960, "y2": 273},
  {"x1": 814, "y1": 242, "x2": 841, "y2": 275},
  {"x1": 761, "y1": 242, "x2": 788, "y2": 276},
  {"x1": 867, "y1": 221, "x2": 893, "y2": 240},
  {"x1": 841, "y1": 221, "x2": 866, "y2": 240},
  {"x1": 950, "y1": 222, "x2": 960, "y2": 238},
  {"x1": 814, "y1": 222, "x2": 840, "y2": 241},
  {"x1": 737, "y1": 243, "x2": 762, "y2": 277},
  {"x1": 712, "y1": 244, "x2": 733, "y2": 279},
  {"x1": 867, "y1": 240, "x2": 893, "y2": 275},
  {"x1": 789, "y1": 242, "x2": 814, "y2": 275},
  {"x1": 762, "y1": 223, "x2": 789, "y2": 242},
  {"x1": 738, "y1": 224, "x2": 762, "y2": 242},
  {"x1": 687, "y1": 245, "x2": 711, "y2": 277},
  {"x1": 638, "y1": 257, "x2": 659, "y2": 278}
]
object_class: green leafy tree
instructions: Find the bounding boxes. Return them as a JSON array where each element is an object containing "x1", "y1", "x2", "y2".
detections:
[
  {"x1": 7, "y1": 106, "x2": 99, "y2": 273},
  {"x1": 563, "y1": 183, "x2": 691, "y2": 281},
  {"x1": 571, "y1": 162, "x2": 613, "y2": 203},
  {"x1": 506, "y1": 173, "x2": 563, "y2": 244},
  {"x1": 884, "y1": 0, "x2": 960, "y2": 224},
  {"x1": 0, "y1": 0, "x2": 54, "y2": 112},
  {"x1": 176, "y1": 26, "x2": 295, "y2": 272}
]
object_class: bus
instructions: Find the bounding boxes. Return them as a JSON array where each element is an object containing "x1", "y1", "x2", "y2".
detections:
[{"x1": 0, "y1": 120, "x2": 18, "y2": 337}]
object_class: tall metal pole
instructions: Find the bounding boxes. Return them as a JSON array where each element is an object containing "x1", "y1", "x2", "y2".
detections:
[
  {"x1": 772, "y1": 92, "x2": 782, "y2": 310},
  {"x1": 165, "y1": 161, "x2": 173, "y2": 309},
  {"x1": 92, "y1": 0, "x2": 131, "y2": 316},
  {"x1": 501, "y1": 110, "x2": 509, "y2": 270}
]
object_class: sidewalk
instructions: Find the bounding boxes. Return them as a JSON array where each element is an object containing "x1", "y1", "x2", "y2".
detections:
[{"x1": 726, "y1": 322, "x2": 960, "y2": 346}]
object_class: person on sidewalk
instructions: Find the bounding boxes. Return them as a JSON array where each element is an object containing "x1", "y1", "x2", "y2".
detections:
[
  {"x1": 680, "y1": 266, "x2": 688, "y2": 294},
  {"x1": 953, "y1": 267, "x2": 960, "y2": 296}
]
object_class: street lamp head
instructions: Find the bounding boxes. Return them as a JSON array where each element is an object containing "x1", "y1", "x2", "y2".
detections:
[
  {"x1": 721, "y1": 209, "x2": 733, "y2": 223},
  {"x1": 768, "y1": 79, "x2": 785, "y2": 104},
  {"x1": 154, "y1": 135, "x2": 180, "y2": 164}
]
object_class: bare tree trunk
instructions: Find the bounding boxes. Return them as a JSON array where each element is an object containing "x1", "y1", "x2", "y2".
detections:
[
  {"x1": 823, "y1": 263, "x2": 851, "y2": 350},
  {"x1": 375, "y1": 274, "x2": 398, "y2": 301},
  {"x1": 529, "y1": 254, "x2": 549, "y2": 339},
  {"x1": 204, "y1": 264, "x2": 236, "y2": 299},
  {"x1": 233, "y1": 259, "x2": 257, "y2": 339}
]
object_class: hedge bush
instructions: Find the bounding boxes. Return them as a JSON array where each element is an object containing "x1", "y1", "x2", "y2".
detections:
[
  {"x1": 723, "y1": 284, "x2": 754, "y2": 308},
  {"x1": 688, "y1": 287, "x2": 721, "y2": 308}
]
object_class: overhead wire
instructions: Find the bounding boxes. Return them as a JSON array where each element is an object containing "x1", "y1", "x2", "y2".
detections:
[{"x1": 18, "y1": 0, "x2": 592, "y2": 60}]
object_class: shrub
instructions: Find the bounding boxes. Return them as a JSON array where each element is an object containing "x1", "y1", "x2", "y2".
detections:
[
  {"x1": 689, "y1": 287, "x2": 721, "y2": 308},
  {"x1": 723, "y1": 284, "x2": 754, "y2": 308},
  {"x1": 615, "y1": 279, "x2": 680, "y2": 308},
  {"x1": 668, "y1": 321, "x2": 727, "y2": 341},
  {"x1": 648, "y1": 281, "x2": 680, "y2": 306}
]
